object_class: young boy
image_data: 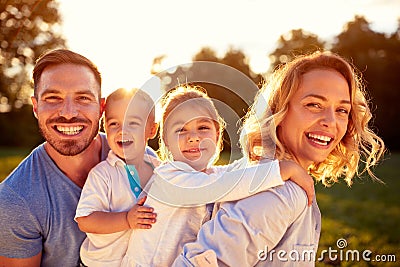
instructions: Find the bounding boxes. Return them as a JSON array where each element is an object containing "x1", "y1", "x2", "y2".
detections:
[{"x1": 75, "y1": 88, "x2": 159, "y2": 267}]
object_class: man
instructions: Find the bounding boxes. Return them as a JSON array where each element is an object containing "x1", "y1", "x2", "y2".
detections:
[{"x1": 0, "y1": 49, "x2": 109, "y2": 266}]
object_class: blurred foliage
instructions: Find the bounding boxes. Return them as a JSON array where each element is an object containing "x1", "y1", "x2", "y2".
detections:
[
  {"x1": 269, "y1": 16, "x2": 400, "y2": 151},
  {"x1": 0, "y1": 0, "x2": 64, "y2": 147},
  {"x1": 269, "y1": 28, "x2": 325, "y2": 71}
]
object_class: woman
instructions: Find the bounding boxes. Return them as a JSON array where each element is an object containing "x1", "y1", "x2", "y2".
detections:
[{"x1": 173, "y1": 51, "x2": 385, "y2": 266}]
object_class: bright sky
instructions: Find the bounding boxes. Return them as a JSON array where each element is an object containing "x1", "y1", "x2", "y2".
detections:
[{"x1": 58, "y1": 0, "x2": 399, "y2": 99}]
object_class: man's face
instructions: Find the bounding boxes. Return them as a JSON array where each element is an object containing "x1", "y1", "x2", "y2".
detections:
[{"x1": 31, "y1": 63, "x2": 103, "y2": 156}]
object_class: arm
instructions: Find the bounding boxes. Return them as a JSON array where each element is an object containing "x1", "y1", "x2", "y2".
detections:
[
  {"x1": 76, "y1": 196, "x2": 156, "y2": 234},
  {"x1": 0, "y1": 186, "x2": 43, "y2": 266},
  {"x1": 148, "y1": 161, "x2": 284, "y2": 207},
  {"x1": 173, "y1": 183, "x2": 306, "y2": 266},
  {"x1": 0, "y1": 253, "x2": 41, "y2": 267}
]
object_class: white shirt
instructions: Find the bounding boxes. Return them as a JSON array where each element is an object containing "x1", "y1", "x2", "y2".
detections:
[
  {"x1": 121, "y1": 158, "x2": 283, "y2": 267},
  {"x1": 75, "y1": 151, "x2": 160, "y2": 267},
  {"x1": 174, "y1": 181, "x2": 321, "y2": 267}
]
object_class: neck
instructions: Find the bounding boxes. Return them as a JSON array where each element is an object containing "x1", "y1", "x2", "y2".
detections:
[
  {"x1": 126, "y1": 153, "x2": 153, "y2": 188},
  {"x1": 44, "y1": 135, "x2": 102, "y2": 188}
]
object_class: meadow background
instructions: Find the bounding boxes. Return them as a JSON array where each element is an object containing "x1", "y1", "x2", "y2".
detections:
[{"x1": 1, "y1": 148, "x2": 399, "y2": 266}]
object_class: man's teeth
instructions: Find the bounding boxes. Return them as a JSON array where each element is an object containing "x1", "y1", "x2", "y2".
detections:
[
  {"x1": 308, "y1": 133, "x2": 332, "y2": 145},
  {"x1": 56, "y1": 126, "x2": 83, "y2": 135}
]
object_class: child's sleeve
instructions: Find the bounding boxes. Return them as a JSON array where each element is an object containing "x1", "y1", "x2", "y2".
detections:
[
  {"x1": 211, "y1": 159, "x2": 283, "y2": 202},
  {"x1": 146, "y1": 160, "x2": 283, "y2": 207},
  {"x1": 74, "y1": 165, "x2": 111, "y2": 220}
]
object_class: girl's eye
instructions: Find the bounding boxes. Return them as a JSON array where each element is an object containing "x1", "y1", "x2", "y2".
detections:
[{"x1": 199, "y1": 126, "x2": 211, "y2": 130}]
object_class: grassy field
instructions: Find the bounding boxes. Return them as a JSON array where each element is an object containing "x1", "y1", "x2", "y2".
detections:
[{"x1": 1, "y1": 149, "x2": 399, "y2": 266}]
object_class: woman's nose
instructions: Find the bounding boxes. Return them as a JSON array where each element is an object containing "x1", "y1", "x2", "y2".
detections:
[{"x1": 320, "y1": 108, "x2": 336, "y2": 128}]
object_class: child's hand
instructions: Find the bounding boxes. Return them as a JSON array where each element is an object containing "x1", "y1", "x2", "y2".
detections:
[
  {"x1": 126, "y1": 196, "x2": 157, "y2": 229},
  {"x1": 279, "y1": 161, "x2": 315, "y2": 206}
]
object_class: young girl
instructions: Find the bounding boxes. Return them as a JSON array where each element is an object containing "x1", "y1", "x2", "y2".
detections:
[{"x1": 121, "y1": 85, "x2": 314, "y2": 266}]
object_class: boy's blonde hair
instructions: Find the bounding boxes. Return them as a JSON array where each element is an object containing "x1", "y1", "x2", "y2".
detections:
[
  {"x1": 240, "y1": 51, "x2": 385, "y2": 186},
  {"x1": 104, "y1": 88, "x2": 155, "y2": 125},
  {"x1": 158, "y1": 85, "x2": 226, "y2": 165}
]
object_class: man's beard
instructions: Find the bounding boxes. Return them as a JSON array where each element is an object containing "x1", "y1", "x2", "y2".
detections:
[{"x1": 39, "y1": 118, "x2": 99, "y2": 156}]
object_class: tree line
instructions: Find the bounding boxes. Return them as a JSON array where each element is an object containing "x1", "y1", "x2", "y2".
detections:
[{"x1": 1, "y1": 1, "x2": 399, "y2": 152}]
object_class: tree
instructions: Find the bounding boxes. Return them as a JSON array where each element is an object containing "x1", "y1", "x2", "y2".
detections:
[
  {"x1": 269, "y1": 29, "x2": 325, "y2": 72},
  {"x1": 332, "y1": 16, "x2": 400, "y2": 150},
  {"x1": 1, "y1": 0, "x2": 65, "y2": 111},
  {"x1": 0, "y1": 0, "x2": 65, "y2": 147}
]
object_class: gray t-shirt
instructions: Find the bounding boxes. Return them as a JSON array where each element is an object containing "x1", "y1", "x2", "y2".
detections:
[{"x1": 0, "y1": 133, "x2": 110, "y2": 267}]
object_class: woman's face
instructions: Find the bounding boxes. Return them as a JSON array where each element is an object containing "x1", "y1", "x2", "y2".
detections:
[{"x1": 278, "y1": 69, "x2": 351, "y2": 169}]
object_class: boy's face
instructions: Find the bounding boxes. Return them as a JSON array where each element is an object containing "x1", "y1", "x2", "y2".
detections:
[{"x1": 105, "y1": 97, "x2": 156, "y2": 162}]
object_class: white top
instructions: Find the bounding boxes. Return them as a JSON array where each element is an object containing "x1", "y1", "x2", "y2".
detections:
[
  {"x1": 75, "y1": 151, "x2": 160, "y2": 267},
  {"x1": 174, "y1": 182, "x2": 321, "y2": 267},
  {"x1": 121, "y1": 158, "x2": 283, "y2": 267}
]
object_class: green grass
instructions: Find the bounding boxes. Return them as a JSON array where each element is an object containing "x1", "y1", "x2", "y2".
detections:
[
  {"x1": 1, "y1": 149, "x2": 399, "y2": 266},
  {"x1": 0, "y1": 147, "x2": 30, "y2": 182}
]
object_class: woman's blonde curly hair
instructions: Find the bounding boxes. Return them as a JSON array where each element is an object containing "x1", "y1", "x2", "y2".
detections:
[{"x1": 240, "y1": 51, "x2": 385, "y2": 186}]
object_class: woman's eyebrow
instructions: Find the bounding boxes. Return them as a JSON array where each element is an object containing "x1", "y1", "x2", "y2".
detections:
[{"x1": 303, "y1": 94, "x2": 351, "y2": 105}]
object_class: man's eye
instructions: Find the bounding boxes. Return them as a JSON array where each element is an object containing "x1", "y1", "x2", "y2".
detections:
[{"x1": 199, "y1": 126, "x2": 211, "y2": 130}]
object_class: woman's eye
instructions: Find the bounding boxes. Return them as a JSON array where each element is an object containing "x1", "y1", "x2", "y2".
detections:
[
  {"x1": 175, "y1": 128, "x2": 185, "y2": 133},
  {"x1": 337, "y1": 108, "x2": 350, "y2": 115},
  {"x1": 129, "y1": 121, "x2": 139, "y2": 126},
  {"x1": 306, "y1": 103, "x2": 321, "y2": 109}
]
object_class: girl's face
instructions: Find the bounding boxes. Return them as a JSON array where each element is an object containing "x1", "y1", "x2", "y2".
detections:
[
  {"x1": 164, "y1": 102, "x2": 219, "y2": 172},
  {"x1": 278, "y1": 69, "x2": 351, "y2": 169}
]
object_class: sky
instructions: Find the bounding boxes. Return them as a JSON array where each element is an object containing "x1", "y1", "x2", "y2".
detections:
[{"x1": 57, "y1": 0, "x2": 400, "y2": 99}]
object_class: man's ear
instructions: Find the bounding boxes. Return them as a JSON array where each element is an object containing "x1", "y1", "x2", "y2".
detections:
[
  {"x1": 100, "y1": 97, "x2": 106, "y2": 115},
  {"x1": 31, "y1": 96, "x2": 38, "y2": 119}
]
